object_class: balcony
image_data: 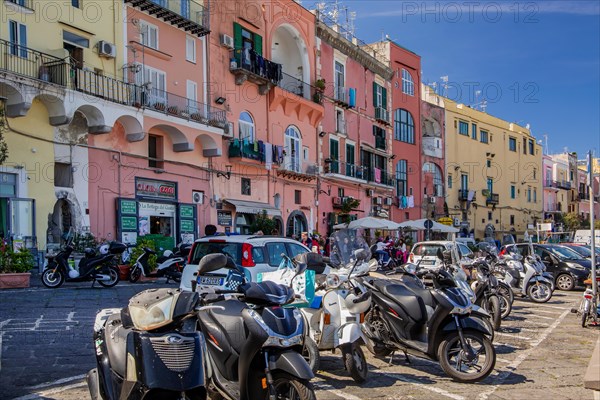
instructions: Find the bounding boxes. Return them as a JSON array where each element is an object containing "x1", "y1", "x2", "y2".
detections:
[
  {"x1": 375, "y1": 106, "x2": 390, "y2": 124},
  {"x1": 5, "y1": 0, "x2": 34, "y2": 12},
  {"x1": 269, "y1": 72, "x2": 324, "y2": 127},
  {"x1": 556, "y1": 180, "x2": 571, "y2": 190},
  {"x1": 230, "y1": 49, "x2": 282, "y2": 94},
  {"x1": 125, "y1": 0, "x2": 210, "y2": 37},
  {"x1": 334, "y1": 85, "x2": 347, "y2": 104},
  {"x1": 228, "y1": 140, "x2": 281, "y2": 165},
  {"x1": 324, "y1": 160, "x2": 364, "y2": 179},
  {"x1": 0, "y1": 39, "x2": 69, "y2": 87},
  {"x1": 276, "y1": 161, "x2": 318, "y2": 182},
  {"x1": 579, "y1": 192, "x2": 590, "y2": 201},
  {"x1": 363, "y1": 168, "x2": 394, "y2": 187},
  {"x1": 486, "y1": 193, "x2": 499, "y2": 205},
  {"x1": 458, "y1": 189, "x2": 474, "y2": 202}
]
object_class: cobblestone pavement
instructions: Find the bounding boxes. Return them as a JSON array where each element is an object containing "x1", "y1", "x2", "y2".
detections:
[{"x1": 1, "y1": 277, "x2": 598, "y2": 400}]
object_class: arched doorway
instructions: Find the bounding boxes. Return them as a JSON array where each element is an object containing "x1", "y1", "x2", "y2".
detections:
[
  {"x1": 286, "y1": 211, "x2": 307, "y2": 239},
  {"x1": 49, "y1": 199, "x2": 73, "y2": 244}
]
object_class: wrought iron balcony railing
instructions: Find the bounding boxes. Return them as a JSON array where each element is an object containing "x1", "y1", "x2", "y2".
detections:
[
  {"x1": 230, "y1": 49, "x2": 282, "y2": 87},
  {"x1": 5, "y1": 0, "x2": 34, "y2": 11},
  {"x1": 0, "y1": 39, "x2": 69, "y2": 85},
  {"x1": 459, "y1": 189, "x2": 474, "y2": 201},
  {"x1": 125, "y1": 0, "x2": 210, "y2": 37},
  {"x1": 375, "y1": 106, "x2": 389, "y2": 123},
  {"x1": 278, "y1": 72, "x2": 324, "y2": 104},
  {"x1": 486, "y1": 193, "x2": 499, "y2": 205}
]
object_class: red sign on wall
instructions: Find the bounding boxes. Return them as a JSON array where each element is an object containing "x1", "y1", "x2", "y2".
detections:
[{"x1": 135, "y1": 178, "x2": 178, "y2": 200}]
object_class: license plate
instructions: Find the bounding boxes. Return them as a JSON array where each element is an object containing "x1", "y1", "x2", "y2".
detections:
[
  {"x1": 420, "y1": 259, "x2": 435, "y2": 265},
  {"x1": 198, "y1": 276, "x2": 224, "y2": 286}
]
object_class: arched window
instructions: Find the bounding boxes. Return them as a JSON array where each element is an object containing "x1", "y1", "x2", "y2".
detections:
[
  {"x1": 424, "y1": 162, "x2": 444, "y2": 197},
  {"x1": 402, "y1": 69, "x2": 414, "y2": 96},
  {"x1": 396, "y1": 160, "x2": 408, "y2": 197},
  {"x1": 238, "y1": 111, "x2": 255, "y2": 142},
  {"x1": 394, "y1": 109, "x2": 415, "y2": 144},
  {"x1": 284, "y1": 126, "x2": 302, "y2": 172}
]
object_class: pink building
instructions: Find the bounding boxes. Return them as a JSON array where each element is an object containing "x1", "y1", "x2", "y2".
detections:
[
  {"x1": 89, "y1": 1, "x2": 228, "y2": 245},
  {"x1": 208, "y1": 0, "x2": 323, "y2": 236},
  {"x1": 315, "y1": 16, "x2": 395, "y2": 236}
]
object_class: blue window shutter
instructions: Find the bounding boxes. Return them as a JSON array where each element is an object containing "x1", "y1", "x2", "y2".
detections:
[
  {"x1": 181, "y1": 0, "x2": 190, "y2": 19},
  {"x1": 348, "y1": 88, "x2": 356, "y2": 107},
  {"x1": 19, "y1": 24, "x2": 27, "y2": 58}
]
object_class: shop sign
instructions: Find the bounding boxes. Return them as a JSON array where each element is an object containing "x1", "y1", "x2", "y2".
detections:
[
  {"x1": 139, "y1": 202, "x2": 177, "y2": 213},
  {"x1": 121, "y1": 216, "x2": 137, "y2": 231},
  {"x1": 217, "y1": 211, "x2": 232, "y2": 226},
  {"x1": 135, "y1": 178, "x2": 177, "y2": 200},
  {"x1": 120, "y1": 199, "x2": 137, "y2": 215},
  {"x1": 180, "y1": 205, "x2": 194, "y2": 218}
]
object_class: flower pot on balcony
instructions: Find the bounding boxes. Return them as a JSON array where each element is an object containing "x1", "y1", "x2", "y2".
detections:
[
  {"x1": 154, "y1": 102, "x2": 166, "y2": 111},
  {"x1": 167, "y1": 106, "x2": 179, "y2": 115},
  {"x1": 191, "y1": 112, "x2": 203, "y2": 121},
  {"x1": 0, "y1": 273, "x2": 31, "y2": 289}
]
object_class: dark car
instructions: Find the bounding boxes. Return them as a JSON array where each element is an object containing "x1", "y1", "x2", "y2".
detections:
[
  {"x1": 503, "y1": 243, "x2": 595, "y2": 291},
  {"x1": 560, "y1": 243, "x2": 600, "y2": 259}
]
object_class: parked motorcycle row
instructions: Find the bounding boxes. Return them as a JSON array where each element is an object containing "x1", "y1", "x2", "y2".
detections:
[
  {"x1": 84, "y1": 229, "x2": 570, "y2": 400},
  {"x1": 41, "y1": 230, "x2": 190, "y2": 289}
]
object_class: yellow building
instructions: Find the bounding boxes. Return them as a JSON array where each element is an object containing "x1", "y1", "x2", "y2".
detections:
[
  {"x1": 444, "y1": 99, "x2": 543, "y2": 240},
  {"x1": 0, "y1": 0, "x2": 125, "y2": 253}
]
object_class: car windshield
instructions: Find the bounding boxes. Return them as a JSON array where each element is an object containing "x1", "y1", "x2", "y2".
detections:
[
  {"x1": 330, "y1": 230, "x2": 371, "y2": 265},
  {"x1": 564, "y1": 245, "x2": 592, "y2": 258},
  {"x1": 547, "y1": 245, "x2": 583, "y2": 260},
  {"x1": 412, "y1": 244, "x2": 446, "y2": 257},
  {"x1": 189, "y1": 241, "x2": 241, "y2": 265}
]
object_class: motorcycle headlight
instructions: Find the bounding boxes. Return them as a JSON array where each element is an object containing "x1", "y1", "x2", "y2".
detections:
[
  {"x1": 128, "y1": 296, "x2": 176, "y2": 331},
  {"x1": 248, "y1": 308, "x2": 304, "y2": 347},
  {"x1": 326, "y1": 274, "x2": 341, "y2": 288}
]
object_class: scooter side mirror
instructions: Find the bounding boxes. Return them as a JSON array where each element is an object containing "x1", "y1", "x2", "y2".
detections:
[
  {"x1": 354, "y1": 248, "x2": 368, "y2": 261},
  {"x1": 197, "y1": 253, "x2": 228, "y2": 274}
]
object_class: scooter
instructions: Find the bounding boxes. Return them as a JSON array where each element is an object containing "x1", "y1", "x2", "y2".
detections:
[
  {"x1": 358, "y1": 249, "x2": 496, "y2": 383},
  {"x1": 129, "y1": 244, "x2": 188, "y2": 283},
  {"x1": 87, "y1": 288, "x2": 208, "y2": 399},
  {"x1": 195, "y1": 254, "x2": 316, "y2": 400},
  {"x1": 42, "y1": 234, "x2": 125, "y2": 289},
  {"x1": 288, "y1": 241, "x2": 372, "y2": 383},
  {"x1": 571, "y1": 273, "x2": 600, "y2": 327}
]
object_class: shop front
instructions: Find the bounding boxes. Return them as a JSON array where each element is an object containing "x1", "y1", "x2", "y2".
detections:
[
  {"x1": 116, "y1": 178, "x2": 197, "y2": 248},
  {"x1": 220, "y1": 199, "x2": 282, "y2": 235},
  {"x1": 0, "y1": 172, "x2": 36, "y2": 250}
]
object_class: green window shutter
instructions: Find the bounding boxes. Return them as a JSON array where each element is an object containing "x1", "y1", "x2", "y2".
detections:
[
  {"x1": 233, "y1": 22, "x2": 242, "y2": 50},
  {"x1": 373, "y1": 82, "x2": 378, "y2": 107},
  {"x1": 373, "y1": 125, "x2": 377, "y2": 136},
  {"x1": 382, "y1": 87, "x2": 387, "y2": 110},
  {"x1": 254, "y1": 33, "x2": 263, "y2": 56}
]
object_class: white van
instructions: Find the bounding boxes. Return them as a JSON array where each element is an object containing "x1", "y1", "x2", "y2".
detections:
[{"x1": 573, "y1": 230, "x2": 600, "y2": 245}]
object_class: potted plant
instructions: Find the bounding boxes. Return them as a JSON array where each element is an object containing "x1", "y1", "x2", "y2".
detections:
[
  {"x1": 153, "y1": 102, "x2": 166, "y2": 111},
  {"x1": 167, "y1": 105, "x2": 179, "y2": 115},
  {"x1": 0, "y1": 243, "x2": 34, "y2": 289},
  {"x1": 315, "y1": 78, "x2": 326, "y2": 91},
  {"x1": 190, "y1": 112, "x2": 203, "y2": 122}
]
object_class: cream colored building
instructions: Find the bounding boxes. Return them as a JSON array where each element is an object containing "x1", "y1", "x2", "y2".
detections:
[{"x1": 444, "y1": 99, "x2": 543, "y2": 240}]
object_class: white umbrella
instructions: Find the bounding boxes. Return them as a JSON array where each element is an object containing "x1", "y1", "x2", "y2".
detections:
[
  {"x1": 398, "y1": 219, "x2": 459, "y2": 233},
  {"x1": 347, "y1": 217, "x2": 400, "y2": 230}
]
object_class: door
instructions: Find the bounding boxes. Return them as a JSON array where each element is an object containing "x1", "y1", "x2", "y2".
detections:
[
  {"x1": 7, "y1": 198, "x2": 36, "y2": 247},
  {"x1": 329, "y1": 139, "x2": 339, "y2": 174}
]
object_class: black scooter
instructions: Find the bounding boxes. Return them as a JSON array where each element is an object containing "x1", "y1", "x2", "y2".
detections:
[
  {"x1": 195, "y1": 254, "x2": 316, "y2": 400},
  {"x1": 87, "y1": 288, "x2": 207, "y2": 399},
  {"x1": 41, "y1": 237, "x2": 126, "y2": 289},
  {"x1": 359, "y1": 252, "x2": 496, "y2": 383}
]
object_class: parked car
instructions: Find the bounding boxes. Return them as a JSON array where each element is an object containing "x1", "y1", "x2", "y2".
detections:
[
  {"x1": 408, "y1": 241, "x2": 474, "y2": 269},
  {"x1": 560, "y1": 243, "x2": 600, "y2": 259},
  {"x1": 500, "y1": 243, "x2": 596, "y2": 291},
  {"x1": 180, "y1": 235, "x2": 310, "y2": 291}
]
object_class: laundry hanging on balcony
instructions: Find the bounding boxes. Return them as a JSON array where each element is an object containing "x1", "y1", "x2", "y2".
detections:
[
  {"x1": 374, "y1": 167, "x2": 382, "y2": 183},
  {"x1": 265, "y1": 143, "x2": 273, "y2": 170}
]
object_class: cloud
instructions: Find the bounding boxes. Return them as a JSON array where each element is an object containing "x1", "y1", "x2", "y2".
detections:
[{"x1": 358, "y1": 1, "x2": 600, "y2": 19}]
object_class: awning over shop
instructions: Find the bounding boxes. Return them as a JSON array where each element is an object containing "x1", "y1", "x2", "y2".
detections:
[{"x1": 224, "y1": 199, "x2": 282, "y2": 217}]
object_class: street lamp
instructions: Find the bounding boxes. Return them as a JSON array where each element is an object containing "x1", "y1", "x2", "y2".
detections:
[{"x1": 216, "y1": 165, "x2": 232, "y2": 180}]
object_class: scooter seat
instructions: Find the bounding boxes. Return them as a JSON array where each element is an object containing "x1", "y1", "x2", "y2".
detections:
[
  {"x1": 104, "y1": 313, "x2": 129, "y2": 378},
  {"x1": 373, "y1": 279, "x2": 427, "y2": 323},
  {"x1": 398, "y1": 276, "x2": 435, "y2": 308}
]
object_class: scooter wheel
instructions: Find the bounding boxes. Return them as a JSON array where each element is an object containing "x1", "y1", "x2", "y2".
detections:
[
  {"x1": 129, "y1": 266, "x2": 141, "y2": 283},
  {"x1": 341, "y1": 343, "x2": 368, "y2": 383},
  {"x1": 302, "y1": 336, "x2": 320, "y2": 374},
  {"x1": 271, "y1": 372, "x2": 316, "y2": 400},
  {"x1": 527, "y1": 282, "x2": 552, "y2": 303},
  {"x1": 438, "y1": 330, "x2": 496, "y2": 383},
  {"x1": 98, "y1": 267, "x2": 120, "y2": 288},
  {"x1": 42, "y1": 269, "x2": 64, "y2": 288},
  {"x1": 487, "y1": 296, "x2": 502, "y2": 331}
]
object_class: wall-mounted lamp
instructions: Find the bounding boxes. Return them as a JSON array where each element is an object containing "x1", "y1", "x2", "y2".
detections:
[
  {"x1": 486, "y1": 152, "x2": 496, "y2": 158},
  {"x1": 318, "y1": 131, "x2": 326, "y2": 137},
  {"x1": 319, "y1": 184, "x2": 331, "y2": 196},
  {"x1": 216, "y1": 165, "x2": 232, "y2": 180},
  {"x1": 215, "y1": 96, "x2": 226, "y2": 105},
  {"x1": 390, "y1": 154, "x2": 396, "y2": 160},
  {"x1": 454, "y1": 166, "x2": 460, "y2": 171}
]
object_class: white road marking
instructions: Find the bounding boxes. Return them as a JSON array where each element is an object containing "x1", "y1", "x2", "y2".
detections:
[
  {"x1": 478, "y1": 308, "x2": 571, "y2": 400},
  {"x1": 384, "y1": 372, "x2": 465, "y2": 400},
  {"x1": 523, "y1": 308, "x2": 562, "y2": 315},
  {"x1": 14, "y1": 382, "x2": 87, "y2": 400},
  {"x1": 496, "y1": 357, "x2": 512, "y2": 364},
  {"x1": 532, "y1": 303, "x2": 572, "y2": 310},
  {"x1": 313, "y1": 381, "x2": 363, "y2": 400},
  {"x1": 526, "y1": 315, "x2": 556, "y2": 320},
  {"x1": 27, "y1": 374, "x2": 87, "y2": 390},
  {"x1": 0, "y1": 319, "x2": 11, "y2": 374},
  {"x1": 495, "y1": 332, "x2": 532, "y2": 340}
]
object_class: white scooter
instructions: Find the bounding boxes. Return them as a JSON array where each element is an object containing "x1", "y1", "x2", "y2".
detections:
[
  {"x1": 297, "y1": 231, "x2": 374, "y2": 383},
  {"x1": 128, "y1": 244, "x2": 189, "y2": 283}
]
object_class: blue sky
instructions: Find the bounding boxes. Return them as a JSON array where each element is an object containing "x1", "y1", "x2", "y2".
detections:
[{"x1": 316, "y1": 1, "x2": 600, "y2": 157}]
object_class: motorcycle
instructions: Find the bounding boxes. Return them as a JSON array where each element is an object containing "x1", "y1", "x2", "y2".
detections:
[
  {"x1": 42, "y1": 233, "x2": 125, "y2": 289},
  {"x1": 87, "y1": 288, "x2": 207, "y2": 399},
  {"x1": 129, "y1": 243, "x2": 190, "y2": 283},
  {"x1": 358, "y1": 249, "x2": 496, "y2": 383},
  {"x1": 499, "y1": 237, "x2": 553, "y2": 303},
  {"x1": 293, "y1": 231, "x2": 373, "y2": 382},
  {"x1": 195, "y1": 253, "x2": 316, "y2": 400},
  {"x1": 571, "y1": 273, "x2": 600, "y2": 327}
]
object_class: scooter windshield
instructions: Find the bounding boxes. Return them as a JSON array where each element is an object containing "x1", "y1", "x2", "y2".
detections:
[{"x1": 330, "y1": 229, "x2": 371, "y2": 267}]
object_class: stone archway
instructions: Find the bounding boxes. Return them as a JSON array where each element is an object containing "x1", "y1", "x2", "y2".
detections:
[
  {"x1": 151, "y1": 124, "x2": 192, "y2": 152},
  {"x1": 286, "y1": 210, "x2": 307, "y2": 239},
  {"x1": 271, "y1": 24, "x2": 310, "y2": 88},
  {"x1": 0, "y1": 81, "x2": 30, "y2": 117},
  {"x1": 49, "y1": 199, "x2": 74, "y2": 244},
  {"x1": 196, "y1": 133, "x2": 222, "y2": 157}
]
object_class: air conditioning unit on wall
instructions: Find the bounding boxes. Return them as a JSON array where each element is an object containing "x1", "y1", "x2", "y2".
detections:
[
  {"x1": 98, "y1": 41, "x2": 116, "y2": 58},
  {"x1": 192, "y1": 191, "x2": 204, "y2": 204},
  {"x1": 220, "y1": 34, "x2": 234, "y2": 49}
]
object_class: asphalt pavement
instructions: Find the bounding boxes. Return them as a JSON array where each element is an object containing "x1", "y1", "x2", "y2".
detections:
[{"x1": 0, "y1": 274, "x2": 598, "y2": 400}]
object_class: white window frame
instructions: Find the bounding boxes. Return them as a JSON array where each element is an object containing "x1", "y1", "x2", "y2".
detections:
[
  {"x1": 186, "y1": 80, "x2": 198, "y2": 113},
  {"x1": 186, "y1": 35, "x2": 196, "y2": 63},
  {"x1": 334, "y1": 60, "x2": 345, "y2": 101},
  {"x1": 375, "y1": 83, "x2": 384, "y2": 108},
  {"x1": 239, "y1": 111, "x2": 255, "y2": 142},
  {"x1": 136, "y1": 63, "x2": 166, "y2": 104},
  {"x1": 140, "y1": 20, "x2": 159, "y2": 50},
  {"x1": 285, "y1": 126, "x2": 302, "y2": 173},
  {"x1": 8, "y1": 20, "x2": 27, "y2": 58},
  {"x1": 402, "y1": 69, "x2": 414, "y2": 96}
]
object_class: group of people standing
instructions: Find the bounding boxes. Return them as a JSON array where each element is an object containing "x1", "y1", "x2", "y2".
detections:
[{"x1": 374, "y1": 236, "x2": 410, "y2": 263}]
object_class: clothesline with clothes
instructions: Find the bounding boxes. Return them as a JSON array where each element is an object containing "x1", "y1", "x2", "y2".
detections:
[
  {"x1": 230, "y1": 138, "x2": 286, "y2": 169},
  {"x1": 398, "y1": 195, "x2": 415, "y2": 209},
  {"x1": 243, "y1": 49, "x2": 283, "y2": 84}
]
